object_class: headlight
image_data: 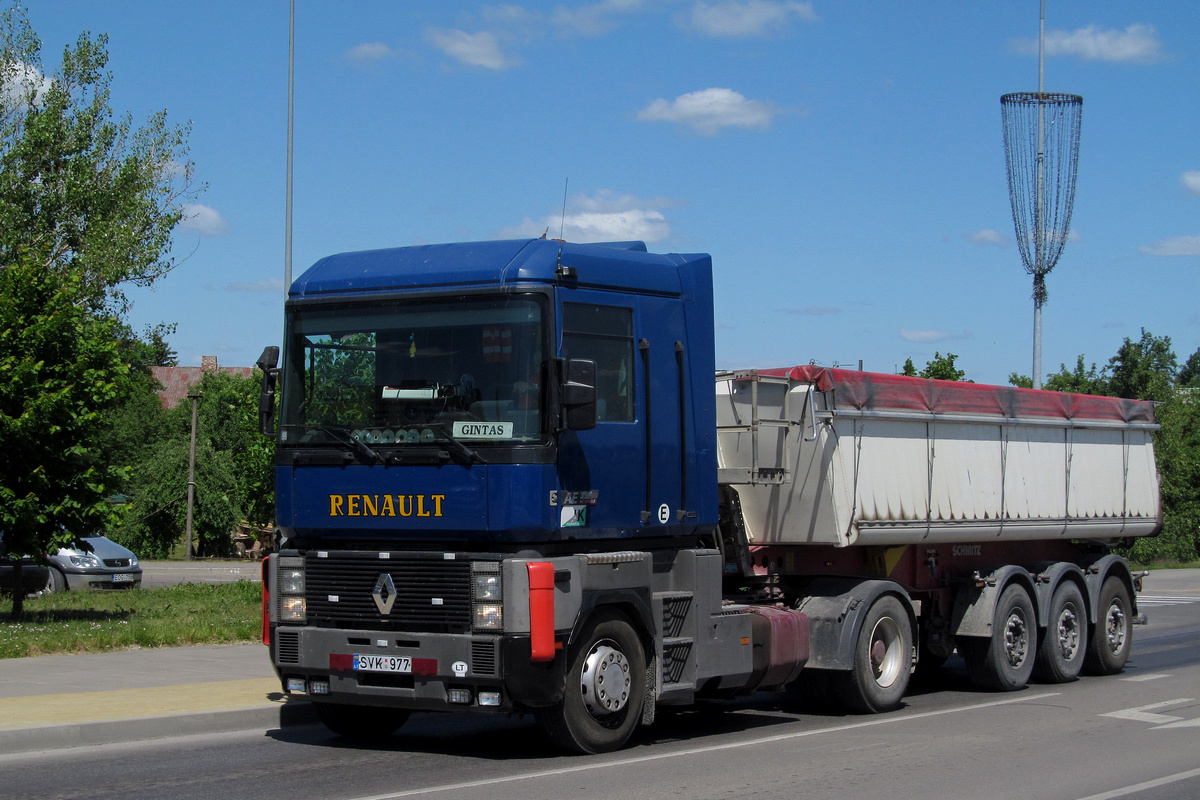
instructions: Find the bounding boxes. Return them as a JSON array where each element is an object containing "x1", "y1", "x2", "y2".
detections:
[
  {"x1": 280, "y1": 596, "x2": 306, "y2": 622},
  {"x1": 68, "y1": 554, "x2": 101, "y2": 568},
  {"x1": 473, "y1": 603, "x2": 503, "y2": 630},
  {"x1": 473, "y1": 574, "x2": 500, "y2": 601},
  {"x1": 130, "y1": 555, "x2": 139, "y2": 567},
  {"x1": 279, "y1": 568, "x2": 304, "y2": 594}
]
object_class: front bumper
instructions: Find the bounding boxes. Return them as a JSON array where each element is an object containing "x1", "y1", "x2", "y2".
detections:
[
  {"x1": 60, "y1": 568, "x2": 142, "y2": 590},
  {"x1": 271, "y1": 625, "x2": 563, "y2": 713}
]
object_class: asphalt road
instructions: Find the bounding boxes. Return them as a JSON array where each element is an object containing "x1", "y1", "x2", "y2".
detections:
[
  {"x1": 140, "y1": 560, "x2": 263, "y2": 587},
  {"x1": 2, "y1": 582, "x2": 1198, "y2": 800}
]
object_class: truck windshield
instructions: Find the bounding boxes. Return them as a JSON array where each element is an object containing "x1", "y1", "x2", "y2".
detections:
[{"x1": 280, "y1": 295, "x2": 545, "y2": 449}]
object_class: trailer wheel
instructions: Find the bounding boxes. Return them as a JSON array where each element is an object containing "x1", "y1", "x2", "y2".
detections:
[
  {"x1": 314, "y1": 702, "x2": 410, "y2": 741},
  {"x1": 1083, "y1": 576, "x2": 1133, "y2": 676},
  {"x1": 832, "y1": 595, "x2": 912, "y2": 713},
  {"x1": 960, "y1": 583, "x2": 1035, "y2": 691},
  {"x1": 1033, "y1": 581, "x2": 1086, "y2": 683},
  {"x1": 536, "y1": 609, "x2": 647, "y2": 754}
]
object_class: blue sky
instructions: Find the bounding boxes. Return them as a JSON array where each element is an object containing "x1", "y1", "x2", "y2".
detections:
[{"x1": 21, "y1": 1, "x2": 1200, "y2": 384}]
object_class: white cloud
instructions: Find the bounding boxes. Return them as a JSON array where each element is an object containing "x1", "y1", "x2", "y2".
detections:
[
  {"x1": 900, "y1": 329, "x2": 953, "y2": 343},
  {"x1": 345, "y1": 42, "x2": 393, "y2": 63},
  {"x1": 227, "y1": 278, "x2": 285, "y2": 293},
  {"x1": 1, "y1": 59, "x2": 51, "y2": 111},
  {"x1": 1139, "y1": 235, "x2": 1200, "y2": 257},
  {"x1": 179, "y1": 204, "x2": 230, "y2": 236},
  {"x1": 496, "y1": 190, "x2": 677, "y2": 243},
  {"x1": 637, "y1": 88, "x2": 778, "y2": 135},
  {"x1": 1181, "y1": 171, "x2": 1200, "y2": 195},
  {"x1": 1014, "y1": 23, "x2": 1165, "y2": 63},
  {"x1": 427, "y1": 28, "x2": 514, "y2": 70},
  {"x1": 685, "y1": 1, "x2": 817, "y2": 38},
  {"x1": 967, "y1": 229, "x2": 1008, "y2": 246},
  {"x1": 552, "y1": 0, "x2": 645, "y2": 36}
]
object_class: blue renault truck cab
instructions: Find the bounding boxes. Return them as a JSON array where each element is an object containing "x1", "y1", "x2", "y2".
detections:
[{"x1": 260, "y1": 239, "x2": 756, "y2": 753}]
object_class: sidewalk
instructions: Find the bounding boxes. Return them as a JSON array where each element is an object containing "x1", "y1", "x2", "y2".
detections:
[{"x1": 0, "y1": 643, "x2": 313, "y2": 755}]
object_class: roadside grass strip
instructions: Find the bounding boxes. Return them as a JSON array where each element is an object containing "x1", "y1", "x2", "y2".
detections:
[{"x1": 0, "y1": 582, "x2": 262, "y2": 658}]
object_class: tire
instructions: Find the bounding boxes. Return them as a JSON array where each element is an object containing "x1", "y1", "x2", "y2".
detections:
[
  {"x1": 314, "y1": 702, "x2": 410, "y2": 741},
  {"x1": 43, "y1": 567, "x2": 67, "y2": 595},
  {"x1": 831, "y1": 595, "x2": 913, "y2": 713},
  {"x1": 536, "y1": 609, "x2": 647, "y2": 754},
  {"x1": 1033, "y1": 581, "x2": 1086, "y2": 683},
  {"x1": 960, "y1": 583, "x2": 1036, "y2": 691},
  {"x1": 1083, "y1": 576, "x2": 1133, "y2": 676}
]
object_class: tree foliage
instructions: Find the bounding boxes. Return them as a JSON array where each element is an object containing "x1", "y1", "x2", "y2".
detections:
[
  {"x1": 0, "y1": 252, "x2": 126, "y2": 612},
  {"x1": 1, "y1": 5, "x2": 196, "y2": 312},
  {"x1": 1, "y1": 5, "x2": 196, "y2": 613}
]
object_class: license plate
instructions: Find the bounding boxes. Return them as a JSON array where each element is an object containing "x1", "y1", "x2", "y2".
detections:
[
  {"x1": 112, "y1": 573, "x2": 134, "y2": 583},
  {"x1": 353, "y1": 654, "x2": 412, "y2": 673}
]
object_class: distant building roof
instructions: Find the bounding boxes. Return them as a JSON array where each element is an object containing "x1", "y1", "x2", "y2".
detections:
[{"x1": 151, "y1": 355, "x2": 254, "y2": 408}]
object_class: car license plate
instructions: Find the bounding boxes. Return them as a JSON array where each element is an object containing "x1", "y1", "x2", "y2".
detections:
[
  {"x1": 112, "y1": 573, "x2": 133, "y2": 583},
  {"x1": 353, "y1": 654, "x2": 412, "y2": 673}
]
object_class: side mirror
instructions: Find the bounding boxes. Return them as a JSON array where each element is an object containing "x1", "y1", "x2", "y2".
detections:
[
  {"x1": 560, "y1": 358, "x2": 597, "y2": 431},
  {"x1": 257, "y1": 346, "x2": 280, "y2": 436}
]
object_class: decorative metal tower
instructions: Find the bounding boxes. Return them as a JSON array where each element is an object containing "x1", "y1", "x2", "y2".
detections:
[{"x1": 1001, "y1": 1, "x2": 1082, "y2": 389}]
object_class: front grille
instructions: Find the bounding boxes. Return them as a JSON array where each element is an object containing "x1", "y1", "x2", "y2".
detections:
[
  {"x1": 305, "y1": 551, "x2": 473, "y2": 633},
  {"x1": 471, "y1": 640, "x2": 497, "y2": 676},
  {"x1": 103, "y1": 558, "x2": 131, "y2": 568},
  {"x1": 276, "y1": 630, "x2": 301, "y2": 664}
]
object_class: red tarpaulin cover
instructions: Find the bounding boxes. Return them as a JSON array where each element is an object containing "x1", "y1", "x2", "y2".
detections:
[{"x1": 758, "y1": 366, "x2": 1156, "y2": 424}]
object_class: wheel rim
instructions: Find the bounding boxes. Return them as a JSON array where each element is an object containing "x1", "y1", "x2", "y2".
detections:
[
  {"x1": 1055, "y1": 605, "x2": 1081, "y2": 661},
  {"x1": 1104, "y1": 600, "x2": 1127, "y2": 655},
  {"x1": 1002, "y1": 609, "x2": 1030, "y2": 668},
  {"x1": 869, "y1": 616, "x2": 904, "y2": 688},
  {"x1": 581, "y1": 641, "x2": 631, "y2": 718}
]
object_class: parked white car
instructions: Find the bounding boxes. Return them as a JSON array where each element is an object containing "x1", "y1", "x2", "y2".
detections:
[{"x1": 47, "y1": 535, "x2": 142, "y2": 592}]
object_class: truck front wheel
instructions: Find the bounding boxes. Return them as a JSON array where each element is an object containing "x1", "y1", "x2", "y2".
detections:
[
  {"x1": 832, "y1": 595, "x2": 913, "y2": 713},
  {"x1": 314, "y1": 701, "x2": 410, "y2": 741},
  {"x1": 536, "y1": 609, "x2": 647, "y2": 754}
]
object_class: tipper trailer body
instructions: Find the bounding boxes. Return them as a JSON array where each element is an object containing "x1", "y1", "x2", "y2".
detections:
[{"x1": 259, "y1": 239, "x2": 1160, "y2": 752}]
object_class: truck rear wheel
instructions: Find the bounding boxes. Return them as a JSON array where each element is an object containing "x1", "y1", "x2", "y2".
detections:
[
  {"x1": 536, "y1": 609, "x2": 647, "y2": 754},
  {"x1": 314, "y1": 701, "x2": 410, "y2": 741},
  {"x1": 832, "y1": 595, "x2": 912, "y2": 713},
  {"x1": 1033, "y1": 581, "x2": 1086, "y2": 683},
  {"x1": 1083, "y1": 576, "x2": 1133, "y2": 676},
  {"x1": 960, "y1": 583, "x2": 1035, "y2": 691}
]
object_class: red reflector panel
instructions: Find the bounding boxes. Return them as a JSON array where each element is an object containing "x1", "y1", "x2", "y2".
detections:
[
  {"x1": 412, "y1": 658, "x2": 438, "y2": 676},
  {"x1": 330, "y1": 653, "x2": 353, "y2": 671},
  {"x1": 261, "y1": 555, "x2": 271, "y2": 646},
  {"x1": 527, "y1": 562, "x2": 555, "y2": 662}
]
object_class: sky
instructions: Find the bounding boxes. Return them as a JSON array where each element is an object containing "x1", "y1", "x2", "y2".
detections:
[{"x1": 17, "y1": 1, "x2": 1200, "y2": 385}]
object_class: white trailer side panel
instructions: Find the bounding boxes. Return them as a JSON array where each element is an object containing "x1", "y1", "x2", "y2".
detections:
[{"x1": 716, "y1": 369, "x2": 1161, "y2": 548}]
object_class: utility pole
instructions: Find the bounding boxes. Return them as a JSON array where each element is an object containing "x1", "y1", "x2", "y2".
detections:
[{"x1": 184, "y1": 387, "x2": 200, "y2": 560}]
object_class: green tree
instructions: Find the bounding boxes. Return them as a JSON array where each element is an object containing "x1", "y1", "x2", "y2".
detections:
[
  {"x1": 1043, "y1": 355, "x2": 1109, "y2": 396},
  {"x1": 1, "y1": 6, "x2": 196, "y2": 312},
  {"x1": 1, "y1": 5, "x2": 196, "y2": 613},
  {"x1": 900, "y1": 358, "x2": 918, "y2": 377},
  {"x1": 0, "y1": 253, "x2": 126, "y2": 615},
  {"x1": 919, "y1": 352, "x2": 968, "y2": 382},
  {"x1": 1107, "y1": 329, "x2": 1177, "y2": 401},
  {"x1": 1179, "y1": 346, "x2": 1200, "y2": 388}
]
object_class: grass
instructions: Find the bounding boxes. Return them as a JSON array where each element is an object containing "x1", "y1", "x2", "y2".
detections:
[{"x1": 0, "y1": 581, "x2": 262, "y2": 659}]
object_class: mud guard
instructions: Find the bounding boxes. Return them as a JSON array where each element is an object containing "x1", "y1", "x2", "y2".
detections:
[{"x1": 794, "y1": 577, "x2": 914, "y2": 672}]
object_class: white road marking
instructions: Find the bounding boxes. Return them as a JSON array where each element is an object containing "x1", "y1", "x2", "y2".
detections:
[
  {"x1": 1071, "y1": 765, "x2": 1200, "y2": 800},
  {"x1": 1101, "y1": 698, "x2": 1194, "y2": 725},
  {"x1": 1137, "y1": 595, "x2": 1200, "y2": 606},
  {"x1": 343, "y1": 692, "x2": 1062, "y2": 800},
  {"x1": 1120, "y1": 672, "x2": 1171, "y2": 682}
]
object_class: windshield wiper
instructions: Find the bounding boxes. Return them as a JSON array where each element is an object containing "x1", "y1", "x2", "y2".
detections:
[
  {"x1": 315, "y1": 425, "x2": 384, "y2": 465},
  {"x1": 428, "y1": 424, "x2": 485, "y2": 465}
]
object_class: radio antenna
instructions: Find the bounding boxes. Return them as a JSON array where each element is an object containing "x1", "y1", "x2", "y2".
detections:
[{"x1": 559, "y1": 178, "x2": 568, "y2": 240}]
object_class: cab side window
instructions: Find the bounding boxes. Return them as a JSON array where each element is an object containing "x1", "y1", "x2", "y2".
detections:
[{"x1": 562, "y1": 303, "x2": 634, "y2": 422}]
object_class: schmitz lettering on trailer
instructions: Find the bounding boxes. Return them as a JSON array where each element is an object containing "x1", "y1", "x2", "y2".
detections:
[
  {"x1": 951, "y1": 545, "x2": 982, "y2": 557},
  {"x1": 328, "y1": 494, "x2": 446, "y2": 517}
]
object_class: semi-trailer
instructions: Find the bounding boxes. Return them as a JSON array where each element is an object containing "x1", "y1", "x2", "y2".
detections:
[{"x1": 259, "y1": 238, "x2": 1160, "y2": 753}]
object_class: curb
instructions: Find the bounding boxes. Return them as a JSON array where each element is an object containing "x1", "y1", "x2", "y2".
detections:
[{"x1": 0, "y1": 698, "x2": 317, "y2": 756}]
